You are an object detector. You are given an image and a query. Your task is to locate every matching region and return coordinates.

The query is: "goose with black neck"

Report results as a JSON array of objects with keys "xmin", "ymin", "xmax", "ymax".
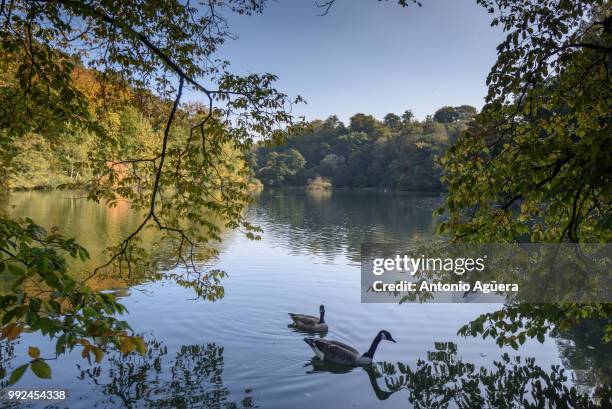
[{"xmin": 304, "ymin": 330, "xmax": 396, "ymax": 366}]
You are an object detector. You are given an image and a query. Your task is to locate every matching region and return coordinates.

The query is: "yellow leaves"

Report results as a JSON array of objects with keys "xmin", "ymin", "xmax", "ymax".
[
  {"xmin": 105, "ymin": 111, "xmax": 122, "ymax": 133},
  {"xmin": 81, "ymin": 344, "xmax": 105, "ymax": 363},
  {"xmin": 133, "ymin": 337, "xmax": 147, "ymax": 354},
  {"xmin": 28, "ymin": 346, "xmax": 40, "ymax": 359},
  {"xmin": 71, "ymin": 66, "xmax": 132, "ymax": 110},
  {"xmin": 558, "ymin": 320, "xmax": 572, "ymax": 332},
  {"xmin": 119, "ymin": 337, "xmax": 133, "ymax": 355},
  {"xmin": 518, "ymin": 203, "xmax": 529, "ymax": 219},
  {"xmin": 77, "ymin": 333, "xmax": 144, "ymax": 364},
  {"xmin": 79, "ymin": 339, "xmax": 105, "ymax": 363},
  {"xmin": 92, "ymin": 347, "xmax": 105, "ymax": 363},
  {"xmin": 118, "ymin": 335, "xmax": 147, "ymax": 355},
  {"xmin": 1, "ymin": 323, "xmax": 23, "ymax": 341}
]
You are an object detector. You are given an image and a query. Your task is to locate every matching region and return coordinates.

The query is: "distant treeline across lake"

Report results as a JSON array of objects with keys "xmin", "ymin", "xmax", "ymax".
[{"xmin": 249, "ymin": 105, "xmax": 476, "ymax": 191}]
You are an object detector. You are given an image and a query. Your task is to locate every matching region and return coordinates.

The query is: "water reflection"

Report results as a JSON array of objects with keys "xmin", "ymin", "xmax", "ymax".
[
  {"xmin": 374, "ymin": 342, "xmax": 612, "ymax": 408},
  {"xmin": 0, "ymin": 338, "xmax": 16, "ymax": 388},
  {"xmin": 251, "ymin": 190, "xmax": 441, "ymax": 262},
  {"xmin": 301, "ymin": 340, "xmax": 612, "ymax": 407},
  {"xmin": 3, "ymin": 189, "xmax": 438, "ymax": 288},
  {"xmin": 2, "ymin": 190, "xmax": 609, "ymax": 408},
  {"xmin": 287, "ymin": 325, "xmax": 328, "ymax": 338},
  {"xmin": 556, "ymin": 319, "xmax": 612, "ymax": 395},
  {"xmin": 76, "ymin": 336, "xmax": 255, "ymax": 409},
  {"xmin": 307, "ymin": 359, "xmax": 395, "ymax": 401},
  {"xmin": 3, "ymin": 191, "xmax": 228, "ymax": 301},
  {"xmin": 4, "ymin": 192, "xmax": 152, "ymax": 274}
]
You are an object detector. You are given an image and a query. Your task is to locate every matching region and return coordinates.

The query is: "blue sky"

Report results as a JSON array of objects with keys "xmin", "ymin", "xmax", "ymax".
[{"xmin": 190, "ymin": 0, "xmax": 505, "ymax": 123}]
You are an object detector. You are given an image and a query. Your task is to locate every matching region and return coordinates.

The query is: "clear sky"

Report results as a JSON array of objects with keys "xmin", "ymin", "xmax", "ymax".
[{"xmin": 192, "ymin": 0, "xmax": 505, "ymax": 123}]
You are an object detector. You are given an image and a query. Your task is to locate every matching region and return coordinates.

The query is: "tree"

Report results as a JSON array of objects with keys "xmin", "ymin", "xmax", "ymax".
[
  {"xmin": 257, "ymin": 149, "xmax": 306, "ymax": 186},
  {"xmin": 0, "ymin": 0, "xmax": 301, "ymax": 382},
  {"xmin": 438, "ymin": 0, "xmax": 611, "ymax": 345},
  {"xmin": 433, "ymin": 106, "xmax": 457, "ymax": 123},
  {"xmin": 320, "ymin": 153, "xmax": 346, "ymax": 173},
  {"xmin": 454, "ymin": 104, "xmax": 477, "ymax": 120},
  {"xmin": 349, "ymin": 113, "xmax": 386, "ymax": 137},
  {"xmin": 383, "ymin": 113, "xmax": 401, "ymax": 128},
  {"xmin": 401, "ymin": 110, "xmax": 415, "ymax": 125},
  {"xmin": 249, "ymin": 110, "xmax": 460, "ymax": 190},
  {"xmin": 433, "ymin": 105, "xmax": 477, "ymax": 123}
]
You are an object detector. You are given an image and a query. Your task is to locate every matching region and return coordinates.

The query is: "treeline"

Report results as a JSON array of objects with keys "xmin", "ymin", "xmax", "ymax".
[
  {"xmin": 5, "ymin": 54, "xmax": 475, "ymax": 195},
  {"xmin": 2, "ymin": 61, "xmax": 245, "ymax": 192},
  {"xmin": 248, "ymin": 106, "xmax": 476, "ymax": 191}
]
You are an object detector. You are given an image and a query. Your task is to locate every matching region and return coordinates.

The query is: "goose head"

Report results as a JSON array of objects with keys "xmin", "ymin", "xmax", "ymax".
[
  {"xmin": 379, "ymin": 330, "xmax": 396, "ymax": 343},
  {"xmin": 361, "ymin": 330, "xmax": 397, "ymax": 361},
  {"xmin": 319, "ymin": 305, "xmax": 325, "ymax": 323}
]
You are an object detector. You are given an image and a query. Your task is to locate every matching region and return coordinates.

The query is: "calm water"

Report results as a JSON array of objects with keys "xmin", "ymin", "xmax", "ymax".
[{"xmin": 1, "ymin": 190, "xmax": 608, "ymax": 408}]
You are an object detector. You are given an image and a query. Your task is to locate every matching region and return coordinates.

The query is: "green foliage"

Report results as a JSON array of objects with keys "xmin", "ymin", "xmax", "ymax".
[
  {"xmin": 458, "ymin": 304, "xmax": 612, "ymax": 348},
  {"xmin": 5, "ymin": 104, "xmax": 157, "ymax": 190},
  {"xmin": 30, "ymin": 359, "xmax": 51, "ymax": 379},
  {"xmin": 433, "ymin": 105, "xmax": 477, "ymax": 123},
  {"xmin": 257, "ymin": 149, "xmax": 306, "ymax": 186},
  {"xmin": 438, "ymin": 0, "xmax": 611, "ymax": 345},
  {"xmin": 0, "ymin": 0, "xmax": 302, "ymax": 382},
  {"xmin": 0, "ymin": 215, "xmax": 142, "ymax": 382},
  {"xmin": 252, "ymin": 111, "xmax": 472, "ymax": 190}
]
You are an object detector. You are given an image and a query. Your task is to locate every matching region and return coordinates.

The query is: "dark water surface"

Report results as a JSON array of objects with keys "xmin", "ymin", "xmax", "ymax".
[{"xmin": 1, "ymin": 190, "xmax": 607, "ymax": 408}]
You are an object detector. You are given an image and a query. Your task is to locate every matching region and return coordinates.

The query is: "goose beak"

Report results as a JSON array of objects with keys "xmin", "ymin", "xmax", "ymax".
[{"xmin": 389, "ymin": 336, "xmax": 397, "ymax": 343}]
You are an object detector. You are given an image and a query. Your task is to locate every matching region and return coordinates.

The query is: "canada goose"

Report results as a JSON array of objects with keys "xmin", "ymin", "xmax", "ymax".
[
  {"xmin": 288, "ymin": 305, "xmax": 328, "ymax": 331},
  {"xmin": 304, "ymin": 330, "xmax": 396, "ymax": 366}
]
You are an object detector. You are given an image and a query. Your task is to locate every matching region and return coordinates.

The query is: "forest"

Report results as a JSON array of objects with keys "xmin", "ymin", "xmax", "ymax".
[
  {"xmin": 1, "ymin": 61, "xmax": 248, "ymax": 193},
  {"xmin": 249, "ymin": 106, "xmax": 476, "ymax": 191},
  {"xmin": 5, "ymin": 91, "xmax": 474, "ymax": 193}
]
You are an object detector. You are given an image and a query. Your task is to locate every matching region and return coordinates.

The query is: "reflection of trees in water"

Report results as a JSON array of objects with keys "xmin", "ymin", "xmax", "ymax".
[
  {"xmin": 5, "ymin": 192, "xmax": 151, "ymax": 272},
  {"xmin": 0, "ymin": 339, "xmax": 16, "ymax": 388},
  {"xmin": 0, "ymin": 341, "xmax": 34, "ymax": 409},
  {"xmin": 77, "ymin": 337, "xmax": 255, "ymax": 408},
  {"xmin": 556, "ymin": 319, "xmax": 612, "ymax": 395},
  {"xmin": 251, "ymin": 190, "xmax": 440, "ymax": 261},
  {"xmin": 3, "ymin": 191, "xmax": 231, "ymax": 306},
  {"xmin": 303, "ymin": 340, "xmax": 612, "ymax": 407},
  {"xmin": 360, "ymin": 342, "xmax": 610, "ymax": 408},
  {"xmin": 4, "ymin": 191, "xmax": 228, "ymax": 282}
]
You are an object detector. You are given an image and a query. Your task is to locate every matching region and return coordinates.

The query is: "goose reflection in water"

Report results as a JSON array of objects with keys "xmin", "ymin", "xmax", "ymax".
[
  {"xmin": 287, "ymin": 323, "xmax": 329, "ymax": 338},
  {"xmin": 305, "ymin": 358, "xmax": 396, "ymax": 401}
]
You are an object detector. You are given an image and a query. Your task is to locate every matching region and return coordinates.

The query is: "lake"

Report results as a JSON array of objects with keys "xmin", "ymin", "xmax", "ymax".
[{"xmin": 1, "ymin": 190, "xmax": 608, "ymax": 408}]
